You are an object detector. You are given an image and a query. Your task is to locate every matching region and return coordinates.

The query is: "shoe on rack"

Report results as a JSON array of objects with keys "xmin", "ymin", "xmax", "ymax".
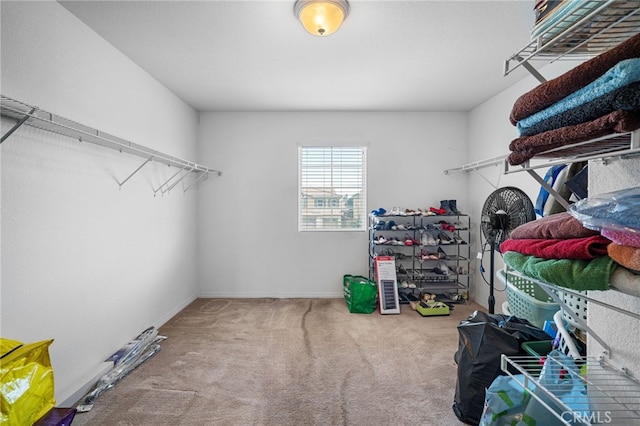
[
  {"xmin": 434, "ymin": 261, "xmax": 450, "ymax": 275},
  {"xmin": 452, "ymin": 232, "xmax": 465, "ymax": 244},
  {"xmin": 420, "ymin": 231, "xmax": 430, "ymax": 246},
  {"xmin": 440, "ymin": 200, "xmax": 454, "ymax": 215},
  {"xmin": 429, "ymin": 207, "xmax": 447, "ymax": 215},
  {"xmin": 424, "ymin": 232, "xmax": 437, "ymax": 246},
  {"xmin": 381, "ymin": 248, "xmax": 394, "ymax": 256},
  {"xmin": 437, "ymin": 247, "xmax": 448, "ymax": 259},
  {"xmin": 439, "ymin": 231, "xmax": 453, "ymax": 244},
  {"xmin": 438, "ymin": 221, "xmax": 455, "ymax": 232},
  {"xmin": 448, "ymin": 200, "xmax": 462, "ymax": 215}
]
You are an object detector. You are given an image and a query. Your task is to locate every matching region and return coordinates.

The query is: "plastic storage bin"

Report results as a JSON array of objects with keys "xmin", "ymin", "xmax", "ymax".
[
  {"xmin": 521, "ymin": 340, "xmax": 553, "ymax": 375},
  {"xmin": 497, "ymin": 269, "xmax": 560, "ymax": 329}
]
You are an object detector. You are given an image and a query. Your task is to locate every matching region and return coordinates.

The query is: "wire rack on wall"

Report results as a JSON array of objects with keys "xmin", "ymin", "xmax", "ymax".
[
  {"xmin": 501, "ymin": 355, "xmax": 640, "ymax": 426},
  {"xmin": 504, "ymin": 0, "xmax": 640, "ymax": 80},
  {"xmin": 0, "ymin": 94, "xmax": 221, "ymax": 194}
]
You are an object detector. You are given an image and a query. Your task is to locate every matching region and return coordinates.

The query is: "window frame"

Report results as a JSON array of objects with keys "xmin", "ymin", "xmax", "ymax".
[{"xmin": 298, "ymin": 145, "xmax": 367, "ymax": 232}]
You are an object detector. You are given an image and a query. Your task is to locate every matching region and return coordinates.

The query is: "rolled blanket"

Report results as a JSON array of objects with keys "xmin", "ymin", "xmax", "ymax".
[
  {"xmin": 510, "ymin": 32, "xmax": 640, "ymax": 125},
  {"xmin": 517, "ymin": 59, "xmax": 640, "ymax": 135},
  {"xmin": 500, "ymin": 235, "xmax": 611, "ymax": 260},
  {"xmin": 510, "ymin": 212, "xmax": 599, "ymax": 240},
  {"xmin": 608, "ymin": 243, "xmax": 640, "ymax": 272},
  {"xmin": 508, "ymin": 110, "xmax": 640, "ymax": 166},
  {"xmin": 503, "ymin": 251, "xmax": 614, "ymax": 291},
  {"xmin": 519, "ymin": 80, "xmax": 640, "ymax": 136}
]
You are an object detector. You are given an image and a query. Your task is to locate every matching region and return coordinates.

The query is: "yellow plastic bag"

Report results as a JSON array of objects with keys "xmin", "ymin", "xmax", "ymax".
[{"xmin": 1, "ymin": 338, "xmax": 55, "ymax": 426}]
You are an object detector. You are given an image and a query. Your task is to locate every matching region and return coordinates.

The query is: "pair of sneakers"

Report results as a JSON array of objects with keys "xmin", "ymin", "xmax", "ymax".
[
  {"xmin": 420, "ymin": 231, "xmax": 437, "ymax": 246},
  {"xmin": 434, "ymin": 261, "xmax": 450, "ymax": 275}
]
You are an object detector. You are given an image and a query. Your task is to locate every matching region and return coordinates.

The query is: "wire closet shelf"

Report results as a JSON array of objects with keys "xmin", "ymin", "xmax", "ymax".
[
  {"xmin": 504, "ymin": 0, "xmax": 640, "ymax": 77},
  {"xmin": 501, "ymin": 355, "xmax": 640, "ymax": 426},
  {"xmin": 1, "ymin": 95, "xmax": 221, "ymax": 193}
]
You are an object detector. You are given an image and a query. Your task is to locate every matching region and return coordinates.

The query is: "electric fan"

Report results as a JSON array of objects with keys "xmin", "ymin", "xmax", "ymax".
[{"xmin": 480, "ymin": 187, "xmax": 535, "ymax": 314}]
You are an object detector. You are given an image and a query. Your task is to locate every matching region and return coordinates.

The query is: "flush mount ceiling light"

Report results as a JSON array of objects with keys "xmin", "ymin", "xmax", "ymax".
[{"xmin": 294, "ymin": 0, "xmax": 350, "ymax": 37}]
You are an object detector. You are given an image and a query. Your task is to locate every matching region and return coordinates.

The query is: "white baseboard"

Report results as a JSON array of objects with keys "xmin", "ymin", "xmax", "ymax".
[
  {"xmin": 57, "ymin": 295, "xmax": 197, "ymax": 407},
  {"xmin": 154, "ymin": 294, "xmax": 198, "ymax": 328},
  {"xmin": 196, "ymin": 291, "xmax": 344, "ymax": 298},
  {"xmin": 57, "ymin": 362, "xmax": 113, "ymax": 407}
]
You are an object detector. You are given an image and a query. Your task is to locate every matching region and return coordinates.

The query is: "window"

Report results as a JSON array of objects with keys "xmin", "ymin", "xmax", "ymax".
[{"xmin": 298, "ymin": 146, "xmax": 367, "ymax": 231}]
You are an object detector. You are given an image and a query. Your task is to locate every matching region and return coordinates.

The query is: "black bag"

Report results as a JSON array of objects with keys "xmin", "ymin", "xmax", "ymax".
[{"xmin": 452, "ymin": 310, "xmax": 550, "ymax": 425}]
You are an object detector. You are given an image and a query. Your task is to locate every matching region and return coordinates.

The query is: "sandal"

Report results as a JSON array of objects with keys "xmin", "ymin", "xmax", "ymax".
[{"xmin": 404, "ymin": 233, "xmax": 413, "ymax": 246}]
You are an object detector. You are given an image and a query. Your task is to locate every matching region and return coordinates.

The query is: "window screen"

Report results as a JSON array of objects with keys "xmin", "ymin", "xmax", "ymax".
[{"xmin": 298, "ymin": 146, "xmax": 367, "ymax": 231}]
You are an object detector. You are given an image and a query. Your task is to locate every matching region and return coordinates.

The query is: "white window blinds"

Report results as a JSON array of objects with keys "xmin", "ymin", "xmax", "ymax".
[{"xmin": 298, "ymin": 146, "xmax": 367, "ymax": 231}]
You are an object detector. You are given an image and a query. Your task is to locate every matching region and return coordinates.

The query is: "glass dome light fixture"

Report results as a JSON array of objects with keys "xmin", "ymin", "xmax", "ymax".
[{"xmin": 294, "ymin": 0, "xmax": 350, "ymax": 37}]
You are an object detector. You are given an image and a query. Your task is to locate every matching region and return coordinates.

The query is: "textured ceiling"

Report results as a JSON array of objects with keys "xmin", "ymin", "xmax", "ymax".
[{"xmin": 59, "ymin": 0, "xmax": 536, "ymax": 112}]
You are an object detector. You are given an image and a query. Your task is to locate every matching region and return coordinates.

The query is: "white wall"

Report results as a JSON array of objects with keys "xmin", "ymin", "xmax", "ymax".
[
  {"xmin": 1, "ymin": 1, "xmax": 201, "ymax": 404},
  {"xmin": 197, "ymin": 111, "xmax": 468, "ymax": 297}
]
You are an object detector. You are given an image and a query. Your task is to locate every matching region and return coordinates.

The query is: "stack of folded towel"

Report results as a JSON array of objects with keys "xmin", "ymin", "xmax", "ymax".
[
  {"xmin": 508, "ymin": 32, "xmax": 640, "ymax": 166},
  {"xmin": 502, "ymin": 186, "xmax": 640, "ymax": 291},
  {"xmin": 500, "ymin": 212, "xmax": 615, "ymax": 290}
]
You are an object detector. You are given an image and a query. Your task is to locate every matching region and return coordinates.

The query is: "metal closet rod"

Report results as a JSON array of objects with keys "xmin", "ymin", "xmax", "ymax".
[{"xmin": 0, "ymin": 95, "xmax": 221, "ymax": 179}]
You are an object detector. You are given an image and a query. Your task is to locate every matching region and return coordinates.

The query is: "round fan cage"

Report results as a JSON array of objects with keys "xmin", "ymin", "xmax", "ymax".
[{"xmin": 481, "ymin": 186, "xmax": 536, "ymax": 249}]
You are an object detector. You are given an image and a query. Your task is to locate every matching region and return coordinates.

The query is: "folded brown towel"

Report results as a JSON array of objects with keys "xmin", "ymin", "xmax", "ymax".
[
  {"xmin": 608, "ymin": 243, "xmax": 640, "ymax": 272},
  {"xmin": 509, "ymin": 212, "xmax": 599, "ymax": 240},
  {"xmin": 508, "ymin": 110, "xmax": 640, "ymax": 166},
  {"xmin": 510, "ymin": 32, "xmax": 640, "ymax": 125}
]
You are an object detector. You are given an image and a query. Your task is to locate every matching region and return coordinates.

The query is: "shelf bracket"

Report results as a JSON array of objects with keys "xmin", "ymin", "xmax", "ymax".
[
  {"xmin": 162, "ymin": 167, "xmax": 192, "ymax": 194},
  {"xmin": 1, "ymin": 107, "xmax": 36, "ymax": 144},
  {"xmin": 523, "ymin": 167, "xmax": 571, "ymax": 211},
  {"xmin": 515, "ymin": 55, "xmax": 547, "ymax": 84},
  {"xmin": 153, "ymin": 165, "xmax": 188, "ymax": 196},
  {"xmin": 182, "ymin": 171, "xmax": 208, "ymax": 193},
  {"xmin": 117, "ymin": 156, "xmax": 153, "ymax": 188}
]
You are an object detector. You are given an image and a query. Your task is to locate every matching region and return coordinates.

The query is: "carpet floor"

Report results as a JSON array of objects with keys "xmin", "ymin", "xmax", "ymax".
[{"xmin": 72, "ymin": 298, "xmax": 482, "ymax": 425}]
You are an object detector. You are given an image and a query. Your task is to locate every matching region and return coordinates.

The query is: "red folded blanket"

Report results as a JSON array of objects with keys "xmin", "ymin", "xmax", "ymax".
[
  {"xmin": 608, "ymin": 243, "xmax": 640, "ymax": 272},
  {"xmin": 510, "ymin": 32, "xmax": 640, "ymax": 125},
  {"xmin": 509, "ymin": 212, "xmax": 599, "ymax": 240},
  {"xmin": 500, "ymin": 235, "xmax": 611, "ymax": 260},
  {"xmin": 508, "ymin": 110, "xmax": 640, "ymax": 166}
]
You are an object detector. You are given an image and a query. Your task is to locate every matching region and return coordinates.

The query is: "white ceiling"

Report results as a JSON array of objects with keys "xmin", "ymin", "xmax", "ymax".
[{"xmin": 59, "ymin": 0, "xmax": 536, "ymax": 112}]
